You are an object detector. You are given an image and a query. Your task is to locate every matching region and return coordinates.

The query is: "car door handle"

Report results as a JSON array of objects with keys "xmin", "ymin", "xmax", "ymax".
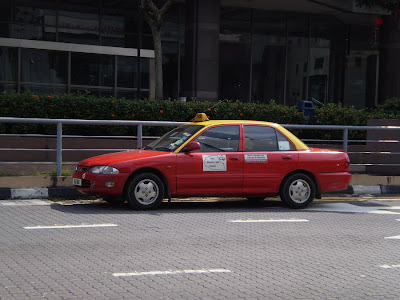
[
  {"xmin": 229, "ymin": 156, "xmax": 240, "ymax": 161},
  {"xmin": 281, "ymin": 155, "xmax": 293, "ymax": 160}
]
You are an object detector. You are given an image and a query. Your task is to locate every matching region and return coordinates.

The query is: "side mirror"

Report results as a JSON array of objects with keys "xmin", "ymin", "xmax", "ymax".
[{"xmin": 185, "ymin": 141, "xmax": 201, "ymax": 152}]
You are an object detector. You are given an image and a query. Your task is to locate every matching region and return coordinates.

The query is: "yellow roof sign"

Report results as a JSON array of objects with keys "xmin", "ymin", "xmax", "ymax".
[{"xmin": 193, "ymin": 113, "xmax": 209, "ymax": 122}]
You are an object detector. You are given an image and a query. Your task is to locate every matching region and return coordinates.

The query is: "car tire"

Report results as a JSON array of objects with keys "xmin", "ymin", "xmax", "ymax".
[
  {"xmin": 126, "ymin": 172, "xmax": 164, "ymax": 210},
  {"xmin": 280, "ymin": 173, "xmax": 315, "ymax": 209},
  {"xmin": 102, "ymin": 196, "xmax": 125, "ymax": 205}
]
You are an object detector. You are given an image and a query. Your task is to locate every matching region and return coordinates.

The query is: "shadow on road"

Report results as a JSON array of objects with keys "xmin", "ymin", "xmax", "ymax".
[{"xmin": 50, "ymin": 198, "xmax": 288, "ymax": 215}]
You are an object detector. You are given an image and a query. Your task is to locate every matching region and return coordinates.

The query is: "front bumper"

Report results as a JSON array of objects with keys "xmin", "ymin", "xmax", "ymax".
[{"xmin": 72, "ymin": 171, "xmax": 129, "ymax": 196}]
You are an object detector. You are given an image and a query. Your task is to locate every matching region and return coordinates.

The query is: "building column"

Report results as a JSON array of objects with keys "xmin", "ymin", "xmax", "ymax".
[{"xmin": 183, "ymin": 0, "xmax": 220, "ymax": 101}]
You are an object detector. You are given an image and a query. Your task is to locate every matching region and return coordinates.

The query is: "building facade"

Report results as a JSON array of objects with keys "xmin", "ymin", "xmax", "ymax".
[{"xmin": 0, "ymin": 0, "xmax": 392, "ymax": 108}]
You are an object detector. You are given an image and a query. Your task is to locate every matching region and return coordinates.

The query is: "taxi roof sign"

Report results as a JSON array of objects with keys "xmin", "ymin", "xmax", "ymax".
[{"xmin": 193, "ymin": 113, "xmax": 209, "ymax": 122}]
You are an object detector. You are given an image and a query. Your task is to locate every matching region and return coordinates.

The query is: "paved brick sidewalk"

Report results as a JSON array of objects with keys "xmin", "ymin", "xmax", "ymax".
[{"xmin": 1, "ymin": 199, "xmax": 400, "ymax": 299}]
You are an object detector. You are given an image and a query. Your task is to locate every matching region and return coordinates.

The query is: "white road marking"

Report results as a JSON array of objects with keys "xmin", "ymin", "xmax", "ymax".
[
  {"xmin": 385, "ymin": 235, "xmax": 400, "ymax": 240},
  {"xmin": 113, "ymin": 269, "xmax": 232, "ymax": 277},
  {"xmin": 229, "ymin": 219, "xmax": 309, "ymax": 223},
  {"xmin": 305, "ymin": 203, "xmax": 400, "ymax": 214},
  {"xmin": 379, "ymin": 264, "xmax": 400, "ymax": 269},
  {"xmin": 0, "ymin": 200, "xmax": 52, "ymax": 206},
  {"xmin": 24, "ymin": 224, "xmax": 118, "ymax": 230}
]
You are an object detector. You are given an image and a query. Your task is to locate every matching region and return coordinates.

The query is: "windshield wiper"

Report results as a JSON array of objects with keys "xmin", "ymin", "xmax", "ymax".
[{"xmin": 143, "ymin": 145, "xmax": 153, "ymax": 150}]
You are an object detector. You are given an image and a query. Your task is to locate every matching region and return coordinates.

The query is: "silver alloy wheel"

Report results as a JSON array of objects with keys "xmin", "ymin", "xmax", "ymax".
[
  {"xmin": 134, "ymin": 179, "xmax": 159, "ymax": 205},
  {"xmin": 288, "ymin": 179, "xmax": 311, "ymax": 203}
]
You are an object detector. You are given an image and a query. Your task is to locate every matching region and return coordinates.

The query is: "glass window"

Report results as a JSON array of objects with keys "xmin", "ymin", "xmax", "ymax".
[
  {"xmin": 146, "ymin": 125, "xmax": 204, "ymax": 152},
  {"xmin": 194, "ymin": 125, "xmax": 240, "ymax": 152},
  {"xmin": 100, "ymin": 55, "xmax": 114, "ymax": 87},
  {"xmin": 140, "ymin": 58, "xmax": 150, "ymax": 89},
  {"xmin": 58, "ymin": 0, "xmax": 100, "ymax": 45},
  {"xmin": 251, "ymin": 12, "xmax": 286, "ymax": 103},
  {"xmin": 21, "ymin": 49, "xmax": 67, "ymax": 84},
  {"xmin": 219, "ymin": 8, "xmax": 251, "ymax": 101},
  {"xmin": 118, "ymin": 56, "xmax": 137, "ymax": 88},
  {"xmin": 343, "ymin": 24, "xmax": 378, "ymax": 108},
  {"xmin": 244, "ymin": 125, "xmax": 278, "ymax": 151},
  {"xmin": 117, "ymin": 89, "xmax": 137, "ymax": 99},
  {"xmin": 71, "ymin": 53, "xmax": 99, "ymax": 86},
  {"xmin": 286, "ymin": 15, "xmax": 309, "ymax": 106},
  {"xmin": 0, "ymin": 47, "xmax": 17, "ymax": 81},
  {"xmin": 14, "ymin": 1, "xmax": 57, "ymax": 25},
  {"xmin": 0, "ymin": 0, "xmax": 11, "ymax": 38},
  {"xmin": 253, "ymin": 11, "xmax": 286, "ymax": 46},
  {"xmin": 70, "ymin": 88, "xmax": 100, "ymax": 97},
  {"xmin": 252, "ymin": 45, "xmax": 286, "ymax": 103},
  {"xmin": 277, "ymin": 131, "xmax": 295, "ymax": 151},
  {"xmin": 219, "ymin": 42, "xmax": 251, "ymax": 101},
  {"xmin": 0, "ymin": 84, "xmax": 17, "ymax": 93},
  {"xmin": 220, "ymin": 8, "xmax": 251, "ymax": 43},
  {"xmin": 21, "ymin": 85, "xmax": 67, "ymax": 95}
]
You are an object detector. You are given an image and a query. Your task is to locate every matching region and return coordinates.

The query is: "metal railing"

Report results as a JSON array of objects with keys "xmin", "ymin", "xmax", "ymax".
[{"xmin": 1, "ymin": 117, "xmax": 400, "ymax": 176}]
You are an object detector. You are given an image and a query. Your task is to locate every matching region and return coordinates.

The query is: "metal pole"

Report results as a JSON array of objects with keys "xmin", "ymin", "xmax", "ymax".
[
  {"xmin": 343, "ymin": 128, "xmax": 348, "ymax": 152},
  {"xmin": 56, "ymin": 122, "xmax": 63, "ymax": 176},
  {"xmin": 137, "ymin": 124, "xmax": 143, "ymax": 149}
]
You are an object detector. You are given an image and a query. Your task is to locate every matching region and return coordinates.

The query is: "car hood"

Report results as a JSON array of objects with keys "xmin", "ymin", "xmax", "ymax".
[{"xmin": 78, "ymin": 149, "xmax": 171, "ymax": 166}]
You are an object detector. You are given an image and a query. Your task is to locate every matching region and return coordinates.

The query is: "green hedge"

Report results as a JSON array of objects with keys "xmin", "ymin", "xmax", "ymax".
[{"xmin": 1, "ymin": 91, "xmax": 400, "ymax": 140}]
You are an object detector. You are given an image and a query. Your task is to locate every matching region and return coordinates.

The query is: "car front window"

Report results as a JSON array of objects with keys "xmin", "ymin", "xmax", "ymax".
[{"xmin": 145, "ymin": 125, "xmax": 204, "ymax": 152}]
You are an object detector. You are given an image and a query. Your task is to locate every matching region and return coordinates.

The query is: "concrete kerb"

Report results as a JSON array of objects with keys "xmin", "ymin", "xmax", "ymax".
[{"xmin": 1, "ymin": 175, "xmax": 400, "ymax": 200}]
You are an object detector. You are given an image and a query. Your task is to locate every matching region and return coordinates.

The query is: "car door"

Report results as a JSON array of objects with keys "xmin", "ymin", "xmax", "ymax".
[
  {"xmin": 243, "ymin": 125, "xmax": 298, "ymax": 194},
  {"xmin": 176, "ymin": 125, "xmax": 243, "ymax": 196}
]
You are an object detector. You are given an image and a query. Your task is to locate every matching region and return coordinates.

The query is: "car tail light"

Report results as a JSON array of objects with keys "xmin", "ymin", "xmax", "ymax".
[{"xmin": 345, "ymin": 156, "xmax": 350, "ymax": 170}]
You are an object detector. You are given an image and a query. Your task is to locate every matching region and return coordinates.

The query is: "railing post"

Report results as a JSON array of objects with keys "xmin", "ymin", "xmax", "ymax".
[
  {"xmin": 137, "ymin": 124, "xmax": 143, "ymax": 148},
  {"xmin": 343, "ymin": 128, "xmax": 348, "ymax": 152},
  {"xmin": 56, "ymin": 122, "xmax": 63, "ymax": 176}
]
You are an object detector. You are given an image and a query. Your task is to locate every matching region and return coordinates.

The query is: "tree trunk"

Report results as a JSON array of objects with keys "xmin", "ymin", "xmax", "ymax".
[{"xmin": 150, "ymin": 25, "xmax": 163, "ymax": 100}]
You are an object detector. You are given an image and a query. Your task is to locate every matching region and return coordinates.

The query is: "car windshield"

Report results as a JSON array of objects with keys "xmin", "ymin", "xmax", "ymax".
[{"xmin": 144, "ymin": 125, "xmax": 204, "ymax": 152}]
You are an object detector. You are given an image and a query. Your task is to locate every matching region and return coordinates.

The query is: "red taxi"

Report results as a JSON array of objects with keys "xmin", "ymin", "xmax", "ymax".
[{"xmin": 73, "ymin": 113, "xmax": 351, "ymax": 210}]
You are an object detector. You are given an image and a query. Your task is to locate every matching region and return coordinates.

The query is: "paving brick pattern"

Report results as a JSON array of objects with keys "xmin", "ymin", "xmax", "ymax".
[{"xmin": 0, "ymin": 200, "xmax": 400, "ymax": 299}]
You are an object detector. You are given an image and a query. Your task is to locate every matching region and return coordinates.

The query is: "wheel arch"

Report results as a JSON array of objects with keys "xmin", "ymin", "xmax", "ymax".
[
  {"xmin": 123, "ymin": 168, "xmax": 171, "ymax": 200},
  {"xmin": 280, "ymin": 170, "xmax": 321, "ymax": 199}
]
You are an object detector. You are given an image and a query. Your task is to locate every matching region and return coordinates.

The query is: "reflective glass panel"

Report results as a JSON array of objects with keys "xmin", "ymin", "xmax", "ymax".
[
  {"xmin": 252, "ymin": 45, "xmax": 286, "ymax": 103},
  {"xmin": 118, "ymin": 56, "xmax": 137, "ymax": 88},
  {"xmin": 220, "ymin": 42, "xmax": 251, "ymax": 101},
  {"xmin": 21, "ymin": 49, "xmax": 67, "ymax": 84},
  {"xmin": 21, "ymin": 85, "xmax": 67, "ymax": 95},
  {"xmin": 58, "ymin": 0, "xmax": 100, "ymax": 45},
  {"xmin": 286, "ymin": 15, "xmax": 309, "ymax": 106},
  {"xmin": 244, "ymin": 125, "xmax": 278, "ymax": 151},
  {"xmin": 0, "ymin": 47, "xmax": 17, "ymax": 81},
  {"xmin": 220, "ymin": 8, "xmax": 251, "ymax": 43},
  {"xmin": 253, "ymin": 11, "xmax": 286, "ymax": 46},
  {"xmin": 71, "ymin": 53, "xmax": 99, "ymax": 86},
  {"xmin": 194, "ymin": 125, "xmax": 240, "ymax": 152},
  {"xmin": 100, "ymin": 55, "xmax": 114, "ymax": 87}
]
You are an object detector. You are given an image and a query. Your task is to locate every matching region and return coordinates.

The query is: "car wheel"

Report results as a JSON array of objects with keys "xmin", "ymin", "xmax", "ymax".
[
  {"xmin": 102, "ymin": 196, "xmax": 125, "ymax": 205},
  {"xmin": 280, "ymin": 173, "xmax": 315, "ymax": 209},
  {"xmin": 126, "ymin": 173, "xmax": 164, "ymax": 210}
]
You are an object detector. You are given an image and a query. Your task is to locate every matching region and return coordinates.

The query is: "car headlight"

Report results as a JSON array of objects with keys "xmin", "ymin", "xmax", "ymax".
[{"xmin": 88, "ymin": 166, "xmax": 120, "ymax": 175}]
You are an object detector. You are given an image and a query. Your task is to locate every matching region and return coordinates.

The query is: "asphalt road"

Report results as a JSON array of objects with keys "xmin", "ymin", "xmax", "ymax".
[{"xmin": 1, "ymin": 197, "xmax": 400, "ymax": 299}]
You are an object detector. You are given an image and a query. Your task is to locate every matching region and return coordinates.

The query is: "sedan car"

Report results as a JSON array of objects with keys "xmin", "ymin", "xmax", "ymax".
[{"xmin": 73, "ymin": 113, "xmax": 351, "ymax": 210}]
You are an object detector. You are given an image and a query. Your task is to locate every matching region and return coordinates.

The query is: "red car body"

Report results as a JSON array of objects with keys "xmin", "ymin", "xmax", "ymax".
[{"xmin": 73, "ymin": 115, "xmax": 351, "ymax": 209}]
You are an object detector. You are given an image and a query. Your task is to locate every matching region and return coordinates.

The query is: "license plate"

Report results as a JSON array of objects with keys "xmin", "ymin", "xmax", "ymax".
[{"xmin": 73, "ymin": 178, "xmax": 82, "ymax": 186}]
